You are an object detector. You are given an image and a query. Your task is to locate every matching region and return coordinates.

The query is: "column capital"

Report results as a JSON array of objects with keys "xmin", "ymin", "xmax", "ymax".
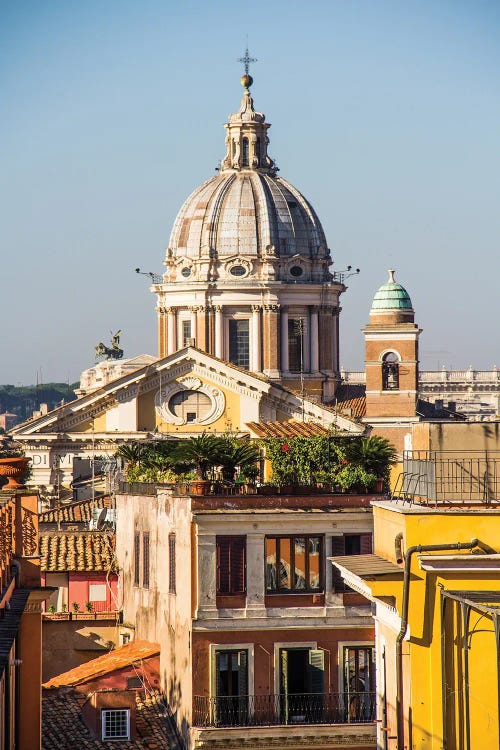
[
  {"xmin": 213, "ymin": 305, "xmax": 222, "ymax": 313},
  {"xmin": 251, "ymin": 304, "xmax": 262, "ymax": 313},
  {"xmin": 310, "ymin": 305, "xmax": 320, "ymax": 314},
  {"xmin": 166, "ymin": 306, "xmax": 176, "ymax": 315},
  {"xmin": 263, "ymin": 304, "xmax": 280, "ymax": 312}
]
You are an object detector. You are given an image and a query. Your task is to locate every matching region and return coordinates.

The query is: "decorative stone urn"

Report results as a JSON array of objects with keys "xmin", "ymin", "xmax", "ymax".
[{"xmin": 0, "ymin": 457, "xmax": 31, "ymax": 489}]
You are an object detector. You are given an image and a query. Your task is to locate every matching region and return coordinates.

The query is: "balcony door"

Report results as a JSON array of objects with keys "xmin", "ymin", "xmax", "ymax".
[
  {"xmin": 215, "ymin": 649, "xmax": 248, "ymax": 726},
  {"xmin": 342, "ymin": 646, "xmax": 375, "ymax": 722},
  {"xmin": 279, "ymin": 648, "xmax": 324, "ymax": 724}
]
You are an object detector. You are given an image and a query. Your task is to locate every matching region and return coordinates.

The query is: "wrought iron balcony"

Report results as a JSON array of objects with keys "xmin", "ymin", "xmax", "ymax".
[{"xmin": 192, "ymin": 692, "xmax": 376, "ymax": 728}]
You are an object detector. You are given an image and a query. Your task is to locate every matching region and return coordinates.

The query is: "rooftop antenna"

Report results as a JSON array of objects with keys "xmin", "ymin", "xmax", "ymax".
[
  {"xmin": 135, "ymin": 268, "xmax": 162, "ymax": 284},
  {"xmin": 332, "ymin": 265, "xmax": 361, "ymax": 284}
]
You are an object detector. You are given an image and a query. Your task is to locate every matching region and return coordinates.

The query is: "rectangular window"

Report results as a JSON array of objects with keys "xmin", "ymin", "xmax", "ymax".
[
  {"xmin": 89, "ymin": 583, "xmax": 107, "ymax": 602},
  {"xmin": 182, "ymin": 319, "xmax": 191, "ymax": 347},
  {"xmin": 342, "ymin": 646, "xmax": 376, "ymax": 721},
  {"xmin": 228, "ymin": 319, "xmax": 250, "ymax": 369},
  {"xmin": 265, "ymin": 536, "xmax": 323, "ymax": 593},
  {"xmin": 288, "ymin": 319, "xmax": 304, "ymax": 372},
  {"xmin": 134, "ymin": 532, "xmax": 140, "ymax": 587},
  {"xmin": 169, "ymin": 534, "xmax": 176, "ymax": 594},
  {"xmin": 216, "ymin": 536, "xmax": 246, "ymax": 594},
  {"xmin": 143, "ymin": 532, "xmax": 150, "ymax": 589},
  {"xmin": 332, "ymin": 534, "xmax": 372, "ymax": 592},
  {"xmin": 101, "ymin": 709, "xmax": 130, "ymax": 740}
]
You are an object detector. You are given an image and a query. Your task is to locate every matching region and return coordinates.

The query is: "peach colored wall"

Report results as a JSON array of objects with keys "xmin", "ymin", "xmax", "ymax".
[
  {"xmin": 192, "ymin": 627, "xmax": 375, "ymax": 699},
  {"xmin": 68, "ymin": 572, "xmax": 118, "ymax": 611}
]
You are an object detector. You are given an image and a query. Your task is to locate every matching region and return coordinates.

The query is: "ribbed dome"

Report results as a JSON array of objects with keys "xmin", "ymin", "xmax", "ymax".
[
  {"xmin": 371, "ymin": 270, "xmax": 413, "ymax": 311},
  {"xmin": 168, "ymin": 170, "xmax": 327, "ymax": 259}
]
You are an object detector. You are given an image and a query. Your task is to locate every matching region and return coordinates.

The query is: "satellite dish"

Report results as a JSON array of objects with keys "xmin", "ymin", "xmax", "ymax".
[{"xmin": 96, "ymin": 508, "xmax": 107, "ymax": 530}]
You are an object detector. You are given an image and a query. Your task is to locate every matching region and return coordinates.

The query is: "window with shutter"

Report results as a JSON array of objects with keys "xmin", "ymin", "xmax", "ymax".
[
  {"xmin": 331, "ymin": 536, "xmax": 346, "ymax": 593},
  {"xmin": 143, "ymin": 532, "xmax": 150, "ymax": 588},
  {"xmin": 169, "ymin": 534, "xmax": 176, "ymax": 594},
  {"xmin": 133, "ymin": 532, "xmax": 140, "ymax": 587},
  {"xmin": 332, "ymin": 534, "xmax": 373, "ymax": 593},
  {"xmin": 216, "ymin": 536, "xmax": 246, "ymax": 594}
]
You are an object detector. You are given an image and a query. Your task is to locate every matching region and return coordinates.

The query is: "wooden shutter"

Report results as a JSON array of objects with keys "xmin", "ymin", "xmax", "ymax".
[
  {"xmin": 142, "ymin": 532, "xmax": 150, "ymax": 588},
  {"xmin": 237, "ymin": 650, "xmax": 248, "ymax": 695},
  {"xmin": 169, "ymin": 534, "xmax": 176, "ymax": 594},
  {"xmin": 216, "ymin": 536, "xmax": 246, "ymax": 594},
  {"xmin": 331, "ymin": 535, "xmax": 346, "ymax": 592},
  {"xmin": 133, "ymin": 532, "xmax": 140, "ymax": 587},
  {"xmin": 308, "ymin": 649, "xmax": 325, "ymax": 694},
  {"xmin": 360, "ymin": 533, "xmax": 373, "ymax": 554}
]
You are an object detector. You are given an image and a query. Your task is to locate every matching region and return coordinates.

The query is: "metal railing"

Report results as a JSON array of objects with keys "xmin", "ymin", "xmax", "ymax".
[
  {"xmin": 397, "ymin": 451, "xmax": 500, "ymax": 505},
  {"xmin": 192, "ymin": 692, "xmax": 376, "ymax": 728}
]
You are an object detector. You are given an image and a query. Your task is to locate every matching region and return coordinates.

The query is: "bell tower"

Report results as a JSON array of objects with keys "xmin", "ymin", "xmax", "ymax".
[{"xmin": 364, "ymin": 270, "xmax": 420, "ymax": 419}]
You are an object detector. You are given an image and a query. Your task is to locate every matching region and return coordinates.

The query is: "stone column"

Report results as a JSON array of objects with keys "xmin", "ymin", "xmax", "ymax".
[
  {"xmin": 166, "ymin": 308, "xmax": 177, "ymax": 355},
  {"xmin": 251, "ymin": 305, "xmax": 262, "ymax": 372},
  {"xmin": 189, "ymin": 307, "xmax": 198, "ymax": 346},
  {"xmin": 303, "ymin": 315, "xmax": 311, "ymax": 374},
  {"xmin": 196, "ymin": 306, "xmax": 208, "ymax": 352},
  {"xmin": 263, "ymin": 304, "xmax": 280, "ymax": 378},
  {"xmin": 319, "ymin": 305, "xmax": 334, "ymax": 371},
  {"xmin": 157, "ymin": 307, "xmax": 166, "ymax": 358},
  {"xmin": 196, "ymin": 532, "xmax": 218, "ymax": 617},
  {"xmin": 245, "ymin": 532, "xmax": 266, "ymax": 614},
  {"xmin": 280, "ymin": 306, "xmax": 289, "ymax": 373},
  {"xmin": 214, "ymin": 306, "xmax": 223, "ymax": 359},
  {"xmin": 310, "ymin": 306, "xmax": 319, "ymax": 373}
]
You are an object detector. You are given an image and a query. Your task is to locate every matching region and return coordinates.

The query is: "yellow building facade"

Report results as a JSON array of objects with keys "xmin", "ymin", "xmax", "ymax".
[{"xmin": 332, "ymin": 500, "xmax": 500, "ymax": 750}]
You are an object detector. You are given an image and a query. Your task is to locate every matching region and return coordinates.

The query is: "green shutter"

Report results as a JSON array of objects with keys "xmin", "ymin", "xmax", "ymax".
[
  {"xmin": 280, "ymin": 649, "xmax": 289, "ymax": 724},
  {"xmin": 308, "ymin": 649, "xmax": 325, "ymax": 695}
]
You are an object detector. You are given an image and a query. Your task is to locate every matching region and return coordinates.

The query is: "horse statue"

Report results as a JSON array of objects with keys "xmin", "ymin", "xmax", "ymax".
[{"xmin": 95, "ymin": 330, "xmax": 124, "ymax": 361}]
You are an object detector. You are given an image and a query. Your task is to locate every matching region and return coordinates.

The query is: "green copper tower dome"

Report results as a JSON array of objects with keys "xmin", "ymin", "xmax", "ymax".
[{"xmin": 371, "ymin": 270, "xmax": 413, "ymax": 311}]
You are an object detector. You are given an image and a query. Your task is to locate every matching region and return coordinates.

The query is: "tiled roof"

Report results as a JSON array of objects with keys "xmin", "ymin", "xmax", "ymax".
[
  {"xmin": 43, "ymin": 641, "xmax": 160, "ymax": 688},
  {"xmin": 335, "ymin": 396, "xmax": 366, "ymax": 419},
  {"xmin": 246, "ymin": 420, "xmax": 330, "ymax": 438},
  {"xmin": 39, "ymin": 495, "xmax": 111, "ymax": 525},
  {"xmin": 42, "ymin": 688, "xmax": 173, "ymax": 749},
  {"xmin": 39, "ymin": 532, "xmax": 116, "ymax": 573}
]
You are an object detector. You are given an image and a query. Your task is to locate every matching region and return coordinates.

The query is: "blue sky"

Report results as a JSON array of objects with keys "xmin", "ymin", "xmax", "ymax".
[{"xmin": 1, "ymin": 0, "xmax": 499, "ymax": 384}]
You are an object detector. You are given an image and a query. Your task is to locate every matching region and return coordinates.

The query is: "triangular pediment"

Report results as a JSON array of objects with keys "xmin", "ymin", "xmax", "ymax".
[{"xmin": 12, "ymin": 347, "xmax": 362, "ymax": 440}]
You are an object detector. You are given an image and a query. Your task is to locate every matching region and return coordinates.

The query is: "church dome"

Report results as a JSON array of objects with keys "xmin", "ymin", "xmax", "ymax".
[
  {"xmin": 168, "ymin": 171, "xmax": 327, "ymax": 260},
  {"xmin": 164, "ymin": 71, "xmax": 332, "ymax": 283},
  {"xmin": 371, "ymin": 270, "xmax": 413, "ymax": 311}
]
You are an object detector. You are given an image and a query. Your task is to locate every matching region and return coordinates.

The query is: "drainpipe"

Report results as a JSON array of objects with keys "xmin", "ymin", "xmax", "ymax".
[{"xmin": 395, "ymin": 538, "xmax": 479, "ymax": 750}]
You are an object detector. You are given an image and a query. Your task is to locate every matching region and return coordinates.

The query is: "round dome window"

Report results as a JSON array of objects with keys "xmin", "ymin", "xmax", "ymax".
[
  {"xmin": 181, "ymin": 266, "xmax": 192, "ymax": 278},
  {"xmin": 230, "ymin": 265, "xmax": 247, "ymax": 277},
  {"xmin": 290, "ymin": 265, "xmax": 304, "ymax": 278}
]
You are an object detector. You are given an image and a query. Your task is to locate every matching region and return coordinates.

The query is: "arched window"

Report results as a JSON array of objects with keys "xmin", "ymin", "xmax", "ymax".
[
  {"xmin": 242, "ymin": 138, "xmax": 249, "ymax": 167},
  {"xmin": 382, "ymin": 352, "xmax": 399, "ymax": 390}
]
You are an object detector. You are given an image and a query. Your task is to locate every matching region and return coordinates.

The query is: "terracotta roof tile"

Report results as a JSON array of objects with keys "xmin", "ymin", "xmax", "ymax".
[
  {"xmin": 42, "ymin": 688, "xmax": 173, "ymax": 749},
  {"xmin": 335, "ymin": 396, "xmax": 366, "ymax": 419},
  {"xmin": 39, "ymin": 496, "xmax": 111, "ymax": 525},
  {"xmin": 246, "ymin": 420, "xmax": 330, "ymax": 438},
  {"xmin": 40, "ymin": 532, "xmax": 116, "ymax": 573},
  {"xmin": 43, "ymin": 641, "xmax": 160, "ymax": 688}
]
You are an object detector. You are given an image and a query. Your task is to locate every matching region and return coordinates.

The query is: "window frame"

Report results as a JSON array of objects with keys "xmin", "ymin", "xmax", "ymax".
[
  {"xmin": 101, "ymin": 708, "xmax": 130, "ymax": 740},
  {"xmin": 169, "ymin": 533, "xmax": 176, "ymax": 594},
  {"xmin": 133, "ymin": 532, "xmax": 140, "ymax": 587},
  {"xmin": 265, "ymin": 535, "xmax": 324, "ymax": 594},
  {"xmin": 142, "ymin": 531, "xmax": 150, "ymax": 589}
]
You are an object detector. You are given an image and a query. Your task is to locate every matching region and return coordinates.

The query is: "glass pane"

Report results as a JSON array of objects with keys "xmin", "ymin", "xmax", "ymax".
[
  {"xmin": 308, "ymin": 537, "xmax": 320, "ymax": 589},
  {"xmin": 279, "ymin": 538, "xmax": 291, "ymax": 590},
  {"xmin": 294, "ymin": 538, "xmax": 306, "ymax": 589},
  {"xmin": 229, "ymin": 320, "xmax": 250, "ymax": 369},
  {"xmin": 265, "ymin": 538, "xmax": 277, "ymax": 591}
]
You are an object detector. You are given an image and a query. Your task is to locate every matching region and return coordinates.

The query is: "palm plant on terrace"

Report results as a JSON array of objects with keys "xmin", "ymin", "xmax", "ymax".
[
  {"xmin": 218, "ymin": 437, "xmax": 260, "ymax": 482},
  {"xmin": 173, "ymin": 433, "xmax": 225, "ymax": 480},
  {"xmin": 344, "ymin": 436, "xmax": 398, "ymax": 480}
]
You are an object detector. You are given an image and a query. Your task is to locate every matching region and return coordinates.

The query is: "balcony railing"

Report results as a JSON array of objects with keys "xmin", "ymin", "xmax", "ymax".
[{"xmin": 192, "ymin": 692, "xmax": 376, "ymax": 728}]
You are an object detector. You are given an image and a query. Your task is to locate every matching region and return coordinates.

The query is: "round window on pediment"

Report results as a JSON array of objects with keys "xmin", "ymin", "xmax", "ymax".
[
  {"xmin": 290, "ymin": 265, "xmax": 304, "ymax": 278},
  {"xmin": 181, "ymin": 266, "xmax": 192, "ymax": 278},
  {"xmin": 168, "ymin": 390, "xmax": 211, "ymax": 423}
]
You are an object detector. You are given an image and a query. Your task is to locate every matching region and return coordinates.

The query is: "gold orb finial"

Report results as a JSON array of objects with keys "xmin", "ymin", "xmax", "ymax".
[{"xmin": 241, "ymin": 73, "xmax": 253, "ymax": 90}]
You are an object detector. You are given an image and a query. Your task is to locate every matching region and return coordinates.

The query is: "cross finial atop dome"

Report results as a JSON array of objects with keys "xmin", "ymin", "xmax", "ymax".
[{"xmin": 238, "ymin": 46, "xmax": 257, "ymax": 90}]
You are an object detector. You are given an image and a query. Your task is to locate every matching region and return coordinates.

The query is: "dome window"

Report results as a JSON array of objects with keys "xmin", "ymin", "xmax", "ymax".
[
  {"xmin": 382, "ymin": 352, "xmax": 400, "ymax": 391},
  {"xmin": 230, "ymin": 265, "xmax": 247, "ymax": 277},
  {"xmin": 181, "ymin": 267, "xmax": 192, "ymax": 278},
  {"xmin": 242, "ymin": 138, "xmax": 249, "ymax": 167},
  {"xmin": 168, "ymin": 390, "xmax": 212, "ymax": 423},
  {"xmin": 290, "ymin": 266, "xmax": 304, "ymax": 278}
]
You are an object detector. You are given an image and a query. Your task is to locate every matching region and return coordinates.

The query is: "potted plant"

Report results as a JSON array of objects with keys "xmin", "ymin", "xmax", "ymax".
[
  {"xmin": 0, "ymin": 438, "xmax": 31, "ymax": 490},
  {"xmin": 85, "ymin": 601, "xmax": 94, "ymax": 613},
  {"xmin": 174, "ymin": 433, "xmax": 225, "ymax": 494}
]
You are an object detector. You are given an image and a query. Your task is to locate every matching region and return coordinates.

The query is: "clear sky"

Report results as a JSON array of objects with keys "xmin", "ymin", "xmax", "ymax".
[{"xmin": 1, "ymin": 0, "xmax": 499, "ymax": 385}]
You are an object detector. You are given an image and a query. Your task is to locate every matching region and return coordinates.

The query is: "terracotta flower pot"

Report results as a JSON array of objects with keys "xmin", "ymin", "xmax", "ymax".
[{"xmin": 0, "ymin": 457, "xmax": 30, "ymax": 489}]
